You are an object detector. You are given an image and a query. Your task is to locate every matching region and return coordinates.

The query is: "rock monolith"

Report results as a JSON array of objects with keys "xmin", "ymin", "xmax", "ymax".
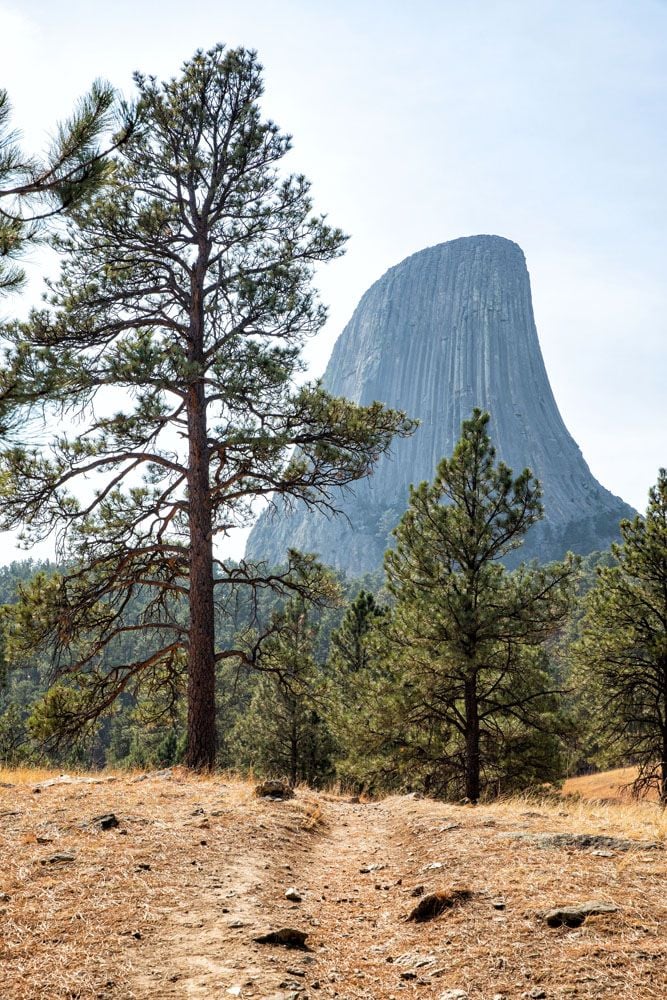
[{"xmin": 246, "ymin": 235, "xmax": 634, "ymax": 574}]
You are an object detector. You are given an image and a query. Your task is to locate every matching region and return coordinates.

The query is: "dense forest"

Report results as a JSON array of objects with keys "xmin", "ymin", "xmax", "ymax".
[{"xmin": 1, "ymin": 450, "xmax": 665, "ymax": 804}]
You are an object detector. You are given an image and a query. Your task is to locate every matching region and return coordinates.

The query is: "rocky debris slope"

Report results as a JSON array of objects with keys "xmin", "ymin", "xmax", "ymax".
[{"xmin": 247, "ymin": 235, "xmax": 635, "ymax": 574}]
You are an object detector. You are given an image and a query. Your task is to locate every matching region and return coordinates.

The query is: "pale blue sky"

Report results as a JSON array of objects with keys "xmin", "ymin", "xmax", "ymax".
[{"xmin": 0, "ymin": 0, "xmax": 665, "ymax": 559}]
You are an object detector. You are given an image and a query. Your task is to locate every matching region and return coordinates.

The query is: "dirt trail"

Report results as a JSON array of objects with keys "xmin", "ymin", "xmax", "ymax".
[
  {"xmin": 131, "ymin": 796, "xmax": 499, "ymax": 999},
  {"xmin": 131, "ymin": 797, "xmax": 420, "ymax": 999},
  {"xmin": 131, "ymin": 794, "xmax": 667, "ymax": 1000},
  {"xmin": 3, "ymin": 775, "xmax": 667, "ymax": 999}
]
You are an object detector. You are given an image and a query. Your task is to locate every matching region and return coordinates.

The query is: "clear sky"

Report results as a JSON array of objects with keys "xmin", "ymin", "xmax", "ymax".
[{"xmin": 0, "ymin": 0, "xmax": 665, "ymax": 561}]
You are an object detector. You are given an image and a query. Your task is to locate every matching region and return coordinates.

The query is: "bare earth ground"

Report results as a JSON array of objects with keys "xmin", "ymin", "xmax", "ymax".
[{"xmin": 1, "ymin": 768, "xmax": 666, "ymax": 999}]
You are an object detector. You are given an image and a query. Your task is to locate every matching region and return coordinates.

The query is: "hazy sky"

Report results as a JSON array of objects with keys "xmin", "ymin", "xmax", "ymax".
[{"xmin": 0, "ymin": 0, "xmax": 665, "ymax": 560}]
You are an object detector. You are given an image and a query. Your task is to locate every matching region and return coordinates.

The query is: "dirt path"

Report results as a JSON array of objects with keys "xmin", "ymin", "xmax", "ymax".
[
  {"xmin": 3, "ymin": 774, "xmax": 667, "ymax": 999},
  {"xmin": 129, "ymin": 793, "xmax": 667, "ymax": 1000},
  {"xmin": 130, "ymin": 796, "xmax": 483, "ymax": 999},
  {"xmin": 130, "ymin": 797, "xmax": 416, "ymax": 999}
]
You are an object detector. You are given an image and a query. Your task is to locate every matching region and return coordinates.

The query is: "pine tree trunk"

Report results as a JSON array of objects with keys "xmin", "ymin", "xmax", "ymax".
[
  {"xmin": 290, "ymin": 710, "xmax": 298, "ymax": 787},
  {"xmin": 464, "ymin": 674, "xmax": 481, "ymax": 802},
  {"xmin": 185, "ymin": 379, "xmax": 216, "ymax": 769},
  {"xmin": 661, "ymin": 662, "xmax": 667, "ymax": 806},
  {"xmin": 185, "ymin": 262, "xmax": 217, "ymax": 770}
]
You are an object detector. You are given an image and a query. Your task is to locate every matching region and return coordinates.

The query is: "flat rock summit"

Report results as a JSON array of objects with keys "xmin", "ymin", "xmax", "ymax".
[{"xmin": 247, "ymin": 235, "xmax": 634, "ymax": 574}]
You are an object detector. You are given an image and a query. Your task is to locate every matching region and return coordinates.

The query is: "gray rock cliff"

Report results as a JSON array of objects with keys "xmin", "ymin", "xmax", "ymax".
[{"xmin": 246, "ymin": 235, "xmax": 635, "ymax": 574}]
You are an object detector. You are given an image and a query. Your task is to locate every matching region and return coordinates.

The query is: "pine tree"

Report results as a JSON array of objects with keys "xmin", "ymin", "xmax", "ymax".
[
  {"xmin": 325, "ymin": 588, "xmax": 390, "ymax": 788},
  {"xmin": 0, "ymin": 81, "xmax": 131, "ymax": 295},
  {"xmin": 0, "ymin": 45, "xmax": 411, "ymax": 768},
  {"xmin": 384, "ymin": 409, "xmax": 576, "ymax": 801},
  {"xmin": 328, "ymin": 589, "xmax": 386, "ymax": 676},
  {"xmin": 232, "ymin": 596, "xmax": 334, "ymax": 785},
  {"xmin": 574, "ymin": 469, "xmax": 667, "ymax": 802}
]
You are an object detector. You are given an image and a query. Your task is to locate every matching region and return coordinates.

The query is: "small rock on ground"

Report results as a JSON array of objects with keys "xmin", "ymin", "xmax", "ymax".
[
  {"xmin": 544, "ymin": 899, "xmax": 618, "ymax": 928},
  {"xmin": 92, "ymin": 813, "xmax": 119, "ymax": 830},
  {"xmin": 407, "ymin": 889, "xmax": 472, "ymax": 922},
  {"xmin": 40, "ymin": 852, "xmax": 75, "ymax": 865},
  {"xmin": 253, "ymin": 927, "xmax": 309, "ymax": 949},
  {"xmin": 255, "ymin": 780, "xmax": 294, "ymax": 800}
]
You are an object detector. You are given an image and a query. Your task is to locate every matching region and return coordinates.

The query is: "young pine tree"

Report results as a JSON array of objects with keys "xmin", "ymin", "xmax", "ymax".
[
  {"xmin": 325, "ymin": 589, "xmax": 392, "ymax": 787},
  {"xmin": 232, "ymin": 597, "xmax": 334, "ymax": 786},
  {"xmin": 384, "ymin": 410, "xmax": 576, "ymax": 801}
]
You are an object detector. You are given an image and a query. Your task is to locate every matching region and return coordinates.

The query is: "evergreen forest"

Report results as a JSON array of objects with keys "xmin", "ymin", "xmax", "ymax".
[{"xmin": 0, "ymin": 45, "xmax": 665, "ymax": 805}]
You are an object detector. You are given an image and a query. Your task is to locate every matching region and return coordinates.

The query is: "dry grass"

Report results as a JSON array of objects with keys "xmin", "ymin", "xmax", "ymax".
[
  {"xmin": 562, "ymin": 766, "xmax": 659, "ymax": 802},
  {"xmin": 1, "ymin": 768, "xmax": 666, "ymax": 999},
  {"xmin": 0, "ymin": 765, "xmax": 79, "ymax": 785}
]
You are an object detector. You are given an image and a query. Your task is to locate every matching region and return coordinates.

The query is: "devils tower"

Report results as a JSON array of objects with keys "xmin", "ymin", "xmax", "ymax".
[{"xmin": 246, "ymin": 235, "xmax": 634, "ymax": 574}]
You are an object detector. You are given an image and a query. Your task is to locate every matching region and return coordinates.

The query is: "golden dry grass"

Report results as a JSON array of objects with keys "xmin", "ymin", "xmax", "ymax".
[
  {"xmin": 1, "ymin": 769, "xmax": 666, "ymax": 998},
  {"xmin": 562, "ymin": 766, "xmax": 658, "ymax": 802}
]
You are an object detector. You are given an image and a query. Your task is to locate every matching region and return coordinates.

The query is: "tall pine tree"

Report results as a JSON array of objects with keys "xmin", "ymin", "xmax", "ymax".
[{"xmin": 0, "ymin": 46, "xmax": 411, "ymax": 768}]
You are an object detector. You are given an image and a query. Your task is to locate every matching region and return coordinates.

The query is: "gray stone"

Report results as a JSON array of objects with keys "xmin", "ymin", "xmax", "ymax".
[
  {"xmin": 395, "ymin": 952, "xmax": 437, "ymax": 968},
  {"xmin": 255, "ymin": 780, "xmax": 295, "ymax": 800},
  {"xmin": 285, "ymin": 887, "xmax": 302, "ymax": 902},
  {"xmin": 543, "ymin": 899, "xmax": 618, "ymax": 928},
  {"xmin": 246, "ymin": 235, "xmax": 634, "ymax": 574},
  {"xmin": 438, "ymin": 991, "xmax": 469, "ymax": 1000},
  {"xmin": 508, "ymin": 832, "xmax": 662, "ymax": 852}
]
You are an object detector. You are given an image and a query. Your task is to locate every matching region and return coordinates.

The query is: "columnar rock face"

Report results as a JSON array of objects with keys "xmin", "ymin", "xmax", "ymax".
[{"xmin": 246, "ymin": 235, "xmax": 634, "ymax": 574}]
